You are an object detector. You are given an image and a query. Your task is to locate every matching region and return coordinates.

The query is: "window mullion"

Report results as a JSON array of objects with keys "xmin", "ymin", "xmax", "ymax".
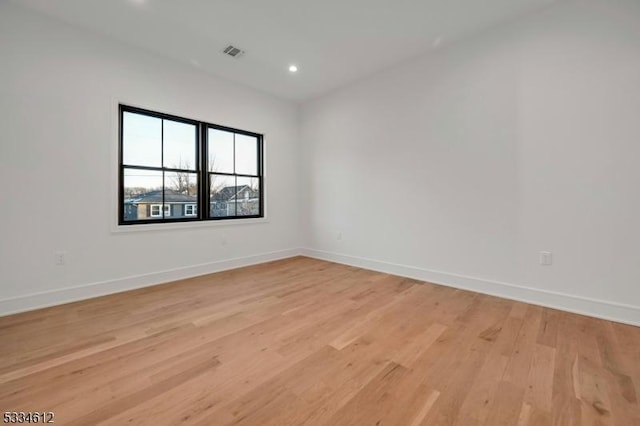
[
  {"xmin": 259, "ymin": 135, "xmax": 263, "ymax": 217},
  {"xmin": 161, "ymin": 119, "xmax": 165, "ymax": 220},
  {"xmin": 201, "ymin": 123, "xmax": 208, "ymax": 220}
]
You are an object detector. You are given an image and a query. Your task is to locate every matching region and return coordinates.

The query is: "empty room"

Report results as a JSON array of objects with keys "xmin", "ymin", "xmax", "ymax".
[{"xmin": 1, "ymin": 0, "xmax": 639, "ymax": 424}]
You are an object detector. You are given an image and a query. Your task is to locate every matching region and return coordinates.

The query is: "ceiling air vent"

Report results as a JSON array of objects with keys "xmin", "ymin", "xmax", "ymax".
[{"xmin": 223, "ymin": 45, "xmax": 245, "ymax": 58}]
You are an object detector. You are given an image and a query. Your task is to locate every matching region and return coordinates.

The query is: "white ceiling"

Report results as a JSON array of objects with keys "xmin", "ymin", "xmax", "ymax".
[{"xmin": 12, "ymin": 0, "xmax": 556, "ymax": 101}]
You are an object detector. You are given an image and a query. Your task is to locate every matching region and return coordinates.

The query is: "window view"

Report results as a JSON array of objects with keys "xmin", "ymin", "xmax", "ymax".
[
  {"xmin": 208, "ymin": 129, "xmax": 261, "ymax": 218},
  {"xmin": 119, "ymin": 105, "xmax": 263, "ymax": 225}
]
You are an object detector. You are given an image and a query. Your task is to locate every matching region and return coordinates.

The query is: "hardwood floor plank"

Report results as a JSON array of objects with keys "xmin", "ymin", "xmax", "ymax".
[
  {"xmin": 409, "ymin": 389, "xmax": 441, "ymax": 426},
  {"xmin": 483, "ymin": 381, "xmax": 526, "ymax": 426},
  {"xmin": 326, "ymin": 362, "xmax": 413, "ymax": 426},
  {"xmin": 523, "ymin": 343, "xmax": 556, "ymax": 413}
]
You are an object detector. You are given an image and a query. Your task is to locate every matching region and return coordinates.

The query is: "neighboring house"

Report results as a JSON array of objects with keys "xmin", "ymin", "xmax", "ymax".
[
  {"xmin": 124, "ymin": 189, "xmax": 197, "ymax": 221},
  {"xmin": 125, "ymin": 186, "xmax": 259, "ymax": 220},
  {"xmin": 210, "ymin": 185, "xmax": 260, "ymax": 217}
]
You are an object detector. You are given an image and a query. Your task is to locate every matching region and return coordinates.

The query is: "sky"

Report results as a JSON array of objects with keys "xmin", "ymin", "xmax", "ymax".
[{"xmin": 122, "ymin": 111, "xmax": 258, "ymax": 191}]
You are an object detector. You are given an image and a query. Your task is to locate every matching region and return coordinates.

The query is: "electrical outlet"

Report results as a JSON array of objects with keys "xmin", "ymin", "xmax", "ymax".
[
  {"xmin": 539, "ymin": 251, "xmax": 552, "ymax": 266},
  {"xmin": 336, "ymin": 232, "xmax": 342, "ymax": 241},
  {"xmin": 221, "ymin": 237, "xmax": 228, "ymax": 247},
  {"xmin": 54, "ymin": 251, "xmax": 66, "ymax": 266}
]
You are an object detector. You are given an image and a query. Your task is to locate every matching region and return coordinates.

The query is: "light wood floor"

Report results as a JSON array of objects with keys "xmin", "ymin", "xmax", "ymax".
[{"xmin": 1, "ymin": 257, "xmax": 639, "ymax": 425}]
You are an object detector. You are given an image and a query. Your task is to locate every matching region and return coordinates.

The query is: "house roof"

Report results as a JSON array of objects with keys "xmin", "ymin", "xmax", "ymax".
[
  {"xmin": 229, "ymin": 187, "xmax": 259, "ymax": 201},
  {"xmin": 212, "ymin": 185, "xmax": 259, "ymax": 202},
  {"xmin": 126, "ymin": 189, "xmax": 196, "ymax": 204},
  {"xmin": 212, "ymin": 185, "xmax": 248, "ymax": 202}
]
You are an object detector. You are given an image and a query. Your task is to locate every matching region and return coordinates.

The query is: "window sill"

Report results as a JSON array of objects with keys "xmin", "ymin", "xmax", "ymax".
[{"xmin": 111, "ymin": 217, "xmax": 269, "ymax": 234}]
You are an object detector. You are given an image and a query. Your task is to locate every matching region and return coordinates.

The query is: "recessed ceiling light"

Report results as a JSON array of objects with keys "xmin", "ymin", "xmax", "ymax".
[{"xmin": 289, "ymin": 65, "xmax": 298, "ymax": 73}]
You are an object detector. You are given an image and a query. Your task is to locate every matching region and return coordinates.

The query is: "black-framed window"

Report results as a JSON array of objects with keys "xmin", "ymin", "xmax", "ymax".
[{"xmin": 119, "ymin": 105, "xmax": 263, "ymax": 225}]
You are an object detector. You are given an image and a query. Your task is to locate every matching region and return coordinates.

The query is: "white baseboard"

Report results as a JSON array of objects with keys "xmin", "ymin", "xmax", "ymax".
[
  {"xmin": 301, "ymin": 248, "xmax": 640, "ymax": 327},
  {"xmin": 4, "ymin": 247, "xmax": 639, "ymax": 327},
  {"xmin": 0, "ymin": 248, "xmax": 301, "ymax": 317}
]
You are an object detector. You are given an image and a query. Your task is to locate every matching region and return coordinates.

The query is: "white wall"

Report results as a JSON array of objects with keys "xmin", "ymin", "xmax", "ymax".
[
  {"xmin": 0, "ymin": 3, "xmax": 301, "ymax": 314},
  {"xmin": 301, "ymin": 0, "xmax": 640, "ymax": 325}
]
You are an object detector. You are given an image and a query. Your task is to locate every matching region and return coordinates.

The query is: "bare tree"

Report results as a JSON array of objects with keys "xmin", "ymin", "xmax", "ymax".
[
  {"xmin": 170, "ymin": 158, "xmax": 196, "ymax": 195},
  {"xmin": 169, "ymin": 155, "xmax": 233, "ymax": 197},
  {"xmin": 208, "ymin": 153, "xmax": 225, "ymax": 194},
  {"xmin": 124, "ymin": 187, "xmax": 154, "ymax": 198}
]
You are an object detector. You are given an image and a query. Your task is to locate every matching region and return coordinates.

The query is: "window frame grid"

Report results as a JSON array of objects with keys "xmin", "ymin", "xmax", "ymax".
[
  {"xmin": 118, "ymin": 104, "xmax": 263, "ymax": 225},
  {"xmin": 204, "ymin": 123, "xmax": 263, "ymax": 220}
]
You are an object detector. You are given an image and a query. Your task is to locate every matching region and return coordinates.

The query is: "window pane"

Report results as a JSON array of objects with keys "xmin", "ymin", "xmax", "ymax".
[
  {"xmin": 235, "ymin": 134, "xmax": 258, "ymax": 175},
  {"xmin": 163, "ymin": 120, "xmax": 197, "ymax": 170},
  {"xmin": 184, "ymin": 204, "xmax": 197, "ymax": 217},
  {"xmin": 122, "ymin": 112, "xmax": 162, "ymax": 167},
  {"xmin": 165, "ymin": 171, "xmax": 198, "ymax": 219},
  {"xmin": 209, "ymin": 174, "xmax": 236, "ymax": 217},
  {"xmin": 236, "ymin": 177, "xmax": 260, "ymax": 216},
  {"xmin": 208, "ymin": 129, "xmax": 234, "ymax": 173},
  {"xmin": 150, "ymin": 205, "xmax": 163, "ymax": 218},
  {"xmin": 123, "ymin": 168, "xmax": 163, "ymax": 221}
]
